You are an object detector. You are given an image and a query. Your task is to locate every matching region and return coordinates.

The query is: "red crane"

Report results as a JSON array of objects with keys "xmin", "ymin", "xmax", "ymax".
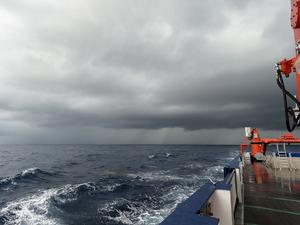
[
  {"xmin": 240, "ymin": 127, "xmax": 300, "ymax": 161},
  {"xmin": 277, "ymin": 0, "xmax": 300, "ymax": 131}
]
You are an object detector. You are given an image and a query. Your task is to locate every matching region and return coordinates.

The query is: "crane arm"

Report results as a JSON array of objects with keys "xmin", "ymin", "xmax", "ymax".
[
  {"xmin": 277, "ymin": 0, "xmax": 300, "ymax": 132},
  {"xmin": 240, "ymin": 128, "xmax": 300, "ymax": 161}
]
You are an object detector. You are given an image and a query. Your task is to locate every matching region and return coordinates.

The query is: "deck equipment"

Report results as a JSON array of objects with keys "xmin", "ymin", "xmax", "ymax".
[
  {"xmin": 241, "ymin": 127, "xmax": 300, "ymax": 161},
  {"xmin": 277, "ymin": 0, "xmax": 300, "ymax": 131}
]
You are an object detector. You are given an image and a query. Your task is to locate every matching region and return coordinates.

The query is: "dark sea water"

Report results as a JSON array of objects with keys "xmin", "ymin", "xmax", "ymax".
[{"xmin": 0, "ymin": 145, "xmax": 239, "ymax": 225}]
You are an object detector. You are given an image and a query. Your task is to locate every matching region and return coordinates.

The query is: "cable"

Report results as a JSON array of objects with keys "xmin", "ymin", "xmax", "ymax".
[{"xmin": 276, "ymin": 64, "xmax": 300, "ymax": 132}]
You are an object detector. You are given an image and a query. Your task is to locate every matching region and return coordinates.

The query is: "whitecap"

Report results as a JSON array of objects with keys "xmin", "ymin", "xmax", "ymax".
[
  {"xmin": 20, "ymin": 167, "xmax": 40, "ymax": 176},
  {"xmin": 99, "ymin": 184, "xmax": 196, "ymax": 225},
  {"xmin": 205, "ymin": 165, "xmax": 224, "ymax": 175},
  {"xmin": 0, "ymin": 167, "xmax": 47, "ymax": 189},
  {"xmin": 183, "ymin": 163, "xmax": 204, "ymax": 169},
  {"xmin": 127, "ymin": 171, "xmax": 184, "ymax": 182},
  {"xmin": 0, "ymin": 182, "xmax": 97, "ymax": 225},
  {"xmin": 99, "ymin": 183, "xmax": 122, "ymax": 192},
  {"xmin": 52, "ymin": 182, "xmax": 96, "ymax": 205},
  {"xmin": 0, "ymin": 189, "xmax": 61, "ymax": 225}
]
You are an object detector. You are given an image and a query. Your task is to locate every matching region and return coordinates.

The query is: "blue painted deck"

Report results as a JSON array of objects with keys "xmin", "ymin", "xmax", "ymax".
[{"xmin": 159, "ymin": 156, "xmax": 241, "ymax": 225}]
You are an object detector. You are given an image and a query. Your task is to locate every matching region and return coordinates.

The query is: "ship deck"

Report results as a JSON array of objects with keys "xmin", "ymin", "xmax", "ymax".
[{"xmin": 244, "ymin": 161, "xmax": 300, "ymax": 225}]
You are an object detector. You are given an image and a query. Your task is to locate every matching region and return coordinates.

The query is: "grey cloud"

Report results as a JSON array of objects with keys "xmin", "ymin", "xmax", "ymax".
[{"xmin": 0, "ymin": 0, "xmax": 296, "ymax": 144}]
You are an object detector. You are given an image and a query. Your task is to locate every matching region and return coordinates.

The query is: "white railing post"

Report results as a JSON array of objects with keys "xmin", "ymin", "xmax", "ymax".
[
  {"xmin": 210, "ymin": 188, "xmax": 234, "ymax": 225},
  {"xmin": 235, "ymin": 167, "xmax": 243, "ymax": 203}
]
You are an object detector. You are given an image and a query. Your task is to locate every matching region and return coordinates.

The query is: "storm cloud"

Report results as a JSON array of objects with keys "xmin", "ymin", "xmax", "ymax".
[{"xmin": 0, "ymin": 0, "xmax": 297, "ymax": 144}]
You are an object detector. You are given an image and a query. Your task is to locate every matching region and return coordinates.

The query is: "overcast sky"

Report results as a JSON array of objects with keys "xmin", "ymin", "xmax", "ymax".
[{"xmin": 0, "ymin": 0, "xmax": 298, "ymax": 144}]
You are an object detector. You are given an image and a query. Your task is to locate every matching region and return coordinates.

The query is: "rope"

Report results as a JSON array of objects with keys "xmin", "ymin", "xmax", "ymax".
[{"xmin": 276, "ymin": 64, "xmax": 300, "ymax": 132}]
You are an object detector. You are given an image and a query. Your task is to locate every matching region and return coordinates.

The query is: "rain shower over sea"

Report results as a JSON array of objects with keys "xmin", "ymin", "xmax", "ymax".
[{"xmin": 0, "ymin": 145, "xmax": 238, "ymax": 225}]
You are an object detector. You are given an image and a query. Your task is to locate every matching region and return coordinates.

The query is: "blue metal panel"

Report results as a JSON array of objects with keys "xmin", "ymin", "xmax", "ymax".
[
  {"xmin": 158, "ymin": 183, "xmax": 219, "ymax": 225},
  {"xmin": 224, "ymin": 156, "xmax": 240, "ymax": 178},
  {"xmin": 215, "ymin": 181, "xmax": 231, "ymax": 190},
  {"xmin": 289, "ymin": 152, "xmax": 300, "ymax": 157},
  {"xmin": 159, "ymin": 156, "xmax": 239, "ymax": 225},
  {"xmin": 176, "ymin": 183, "xmax": 216, "ymax": 213}
]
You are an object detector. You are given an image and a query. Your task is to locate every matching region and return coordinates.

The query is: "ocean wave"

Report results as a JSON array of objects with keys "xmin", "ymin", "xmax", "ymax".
[
  {"xmin": 205, "ymin": 165, "xmax": 224, "ymax": 174},
  {"xmin": 51, "ymin": 182, "xmax": 97, "ymax": 205},
  {"xmin": 183, "ymin": 163, "xmax": 205, "ymax": 169},
  {"xmin": 195, "ymin": 165, "xmax": 225, "ymax": 183},
  {"xmin": 99, "ymin": 199, "xmax": 138, "ymax": 225},
  {"xmin": 0, "ymin": 168, "xmax": 55, "ymax": 189},
  {"xmin": 147, "ymin": 153, "xmax": 174, "ymax": 160},
  {"xmin": 0, "ymin": 180, "xmax": 197, "ymax": 225},
  {"xmin": 0, "ymin": 146, "xmax": 236, "ymax": 225},
  {"xmin": 98, "ymin": 184, "xmax": 195, "ymax": 225},
  {"xmin": 148, "ymin": 154, "xmax": 155, "ymax": 159},
  {"xmin": 99, "ymin": 183, "xmax": 122, "ymax": 192},
  {"xmin": 125, "ymin": 165, "xmax": 225, "ymax": 192},
  {"xmin": 0, "ymin": 182, "xmax": 97, "ymax": 225},
  {"xmin": 126, "ymin": 170, "xmax": 208, "ymax": 185},
  {"xmin": 127, "ymin": 171, "xmax": 187, "ymax": 182},
  {"xmin": 19, "ymin": 167, "xmax": 39, "ymax": 177},
  {"xmin": 0, "ymin": 189, "xmax": 61, "ymax": 225}
]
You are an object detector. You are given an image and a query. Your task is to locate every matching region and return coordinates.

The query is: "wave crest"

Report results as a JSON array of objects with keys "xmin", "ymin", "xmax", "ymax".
[
  {"xmin": 0, "ymin": 188, "xmax": 60, "ymax": 225},
  {"xmin": 52, "ymin": 182, "xmax": 97, "ymax": 205},
  {"xmin": 0, "ymin": 182, "xmax": 98, "ymax": 225},
  {"xmin": 0, "ymin": 168, "xmax": 55, "ymax": 189}
]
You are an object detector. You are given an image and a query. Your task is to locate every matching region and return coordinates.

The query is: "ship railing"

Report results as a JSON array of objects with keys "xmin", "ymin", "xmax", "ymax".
[
  {"xmin": 270, "ymin": 152, "xmax": 300, "ymax": 170},
  {"xmin": 159, "ymin": 156, "xmax": 243, "ymax": 225}
]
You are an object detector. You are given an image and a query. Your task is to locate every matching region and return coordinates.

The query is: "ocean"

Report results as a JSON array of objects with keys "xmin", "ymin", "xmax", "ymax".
[{"xmin": 0, "ymin": 145, "xmax": 239, "ymax": 225}]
